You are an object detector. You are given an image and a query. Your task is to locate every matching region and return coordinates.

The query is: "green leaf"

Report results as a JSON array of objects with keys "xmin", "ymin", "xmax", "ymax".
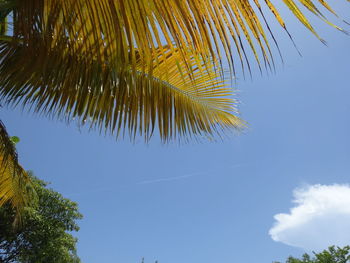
[{"xmin": 10, "ymin": 136, "xmax": 20, "ymax": 145}]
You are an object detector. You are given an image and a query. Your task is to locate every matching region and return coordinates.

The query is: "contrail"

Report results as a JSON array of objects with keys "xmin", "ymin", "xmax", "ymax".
[
  {"xmin": 67, "ymin": 162, "xmax": 247, "ymax": 196},
  {"xmin": 137, "ymin": 172, "xmax": 203, "ymax": 185},
  {"xmin": 136, "ymin": 162, "xmax": 245, "ymax": 185}
]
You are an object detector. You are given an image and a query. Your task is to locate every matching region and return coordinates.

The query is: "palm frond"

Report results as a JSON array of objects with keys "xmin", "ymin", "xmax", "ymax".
[
  {"xmin": 0, "ymin": 42, "xmax": 244, "ymax": 142},
  {"xmin": 0, "ymin": 0, "xmax": 348, "ymax": 141},
  {"xmin": 0, "ymin": 120, "xmax": 31, "ymax": 214},
  {"xmin": 10, "ymin": 0, "xmax": 346, "ymax": 73}
]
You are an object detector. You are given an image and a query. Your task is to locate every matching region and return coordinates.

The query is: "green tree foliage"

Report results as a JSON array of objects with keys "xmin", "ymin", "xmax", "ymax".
[
  {"xmin": 275, "ymin": 246, "xmax": 350, "ymax": 263},
  {"xmin": 0, "ymin": 173, "xmax": 82, "ymax": 263}
]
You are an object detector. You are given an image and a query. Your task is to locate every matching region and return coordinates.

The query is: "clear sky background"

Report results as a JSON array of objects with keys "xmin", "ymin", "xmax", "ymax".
[{"xmin": 1, "ymin": 2, "xmax": 350, "ymax": 263}]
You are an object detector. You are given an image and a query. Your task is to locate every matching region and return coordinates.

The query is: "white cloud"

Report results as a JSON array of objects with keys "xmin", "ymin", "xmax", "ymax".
[{"xmin": 269, "ymin": 184, "xmax": 350, "ymax": 252}]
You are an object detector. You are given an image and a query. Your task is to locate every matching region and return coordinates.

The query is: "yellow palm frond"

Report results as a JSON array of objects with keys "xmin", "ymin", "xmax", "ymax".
[
  {"xmin": 16, "ymin": 0, "xmax": 345, "ymax": 73},
  {"xmin": 0, "ymin": 121, "xmax": 31, "ymax": 213},
  {"xmin": 0, "ymin": 0, "xmax": 348, "ymax": 141},
  {"xmin": 0, "ymin": 42, "xmax": 244, "ymax": 141}
]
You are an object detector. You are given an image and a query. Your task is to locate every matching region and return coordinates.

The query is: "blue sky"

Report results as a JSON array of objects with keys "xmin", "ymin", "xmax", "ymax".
[{"xmin": 1, "ymin": 2, "xmax": 350, "ymax": 263}]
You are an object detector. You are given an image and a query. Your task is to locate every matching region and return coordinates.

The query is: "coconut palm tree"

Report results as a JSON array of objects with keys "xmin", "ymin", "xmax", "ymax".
[{"xmin": 0, "ymin": 0, "xmax": 348, "ymax": 210}]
